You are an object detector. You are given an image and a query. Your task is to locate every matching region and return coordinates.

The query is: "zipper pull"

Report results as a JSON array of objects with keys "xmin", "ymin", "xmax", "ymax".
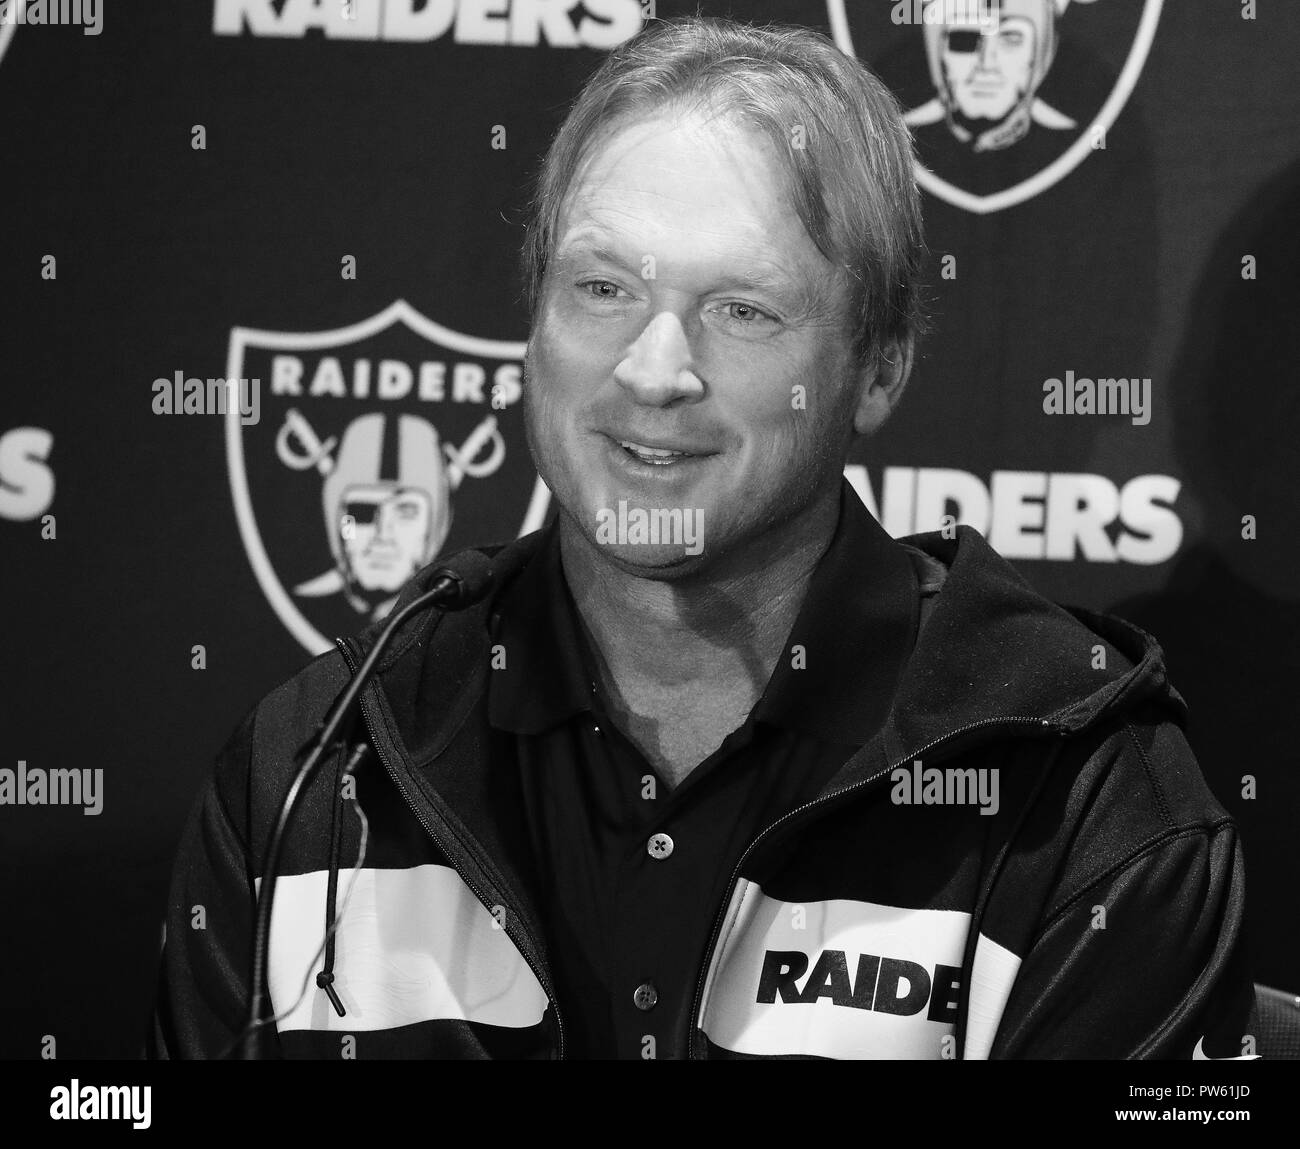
[{"xmin": 316, "ymin": 971, "xmax": 346, "ymax": 1018}]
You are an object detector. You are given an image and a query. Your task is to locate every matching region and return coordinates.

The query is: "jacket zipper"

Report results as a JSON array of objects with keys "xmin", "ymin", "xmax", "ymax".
[
  {"xmin": 685, "ymin": 714, "xmax": 1060, "ymax": 1059},
  {"xmin": 335, "ymin": 636, "xmax": 567, "ymax": 1059}
]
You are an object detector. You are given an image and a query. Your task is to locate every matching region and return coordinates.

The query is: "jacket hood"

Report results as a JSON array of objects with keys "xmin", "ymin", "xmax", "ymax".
[{"xmin": 886, "ymin": 524, "xmax": 1188, "ymax": 754}]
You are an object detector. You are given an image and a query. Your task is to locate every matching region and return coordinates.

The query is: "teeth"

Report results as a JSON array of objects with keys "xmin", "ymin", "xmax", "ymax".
[{"xmin": 619, "ymin": 440, "xmax": 689, "ymax": 462}]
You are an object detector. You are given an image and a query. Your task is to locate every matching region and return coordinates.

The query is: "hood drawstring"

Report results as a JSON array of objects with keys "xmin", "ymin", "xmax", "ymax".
[
  {"xmin": 952, "ymin": 736, "xmax": 1065, "ymax": 1059},
  {"xmin": 316, "ymin": 741, "xmax": 368, "ymax": 1018}
]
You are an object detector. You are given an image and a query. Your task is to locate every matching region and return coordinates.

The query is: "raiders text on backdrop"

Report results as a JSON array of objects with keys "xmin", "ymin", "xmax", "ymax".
[
  {"xmin": 269, "ymin": 354, "xmax": 522, "ymax": 407},
  {"xmin": 845, "ymin": 465, "xmax": 1181, "ymax": 564},
  {"xmin": 213, "ymin": 0, "xmax": 645, "ymax": 47},
  {"xmin": 0, "ymin": 426, "xmax": 54, "ymax": 521}
]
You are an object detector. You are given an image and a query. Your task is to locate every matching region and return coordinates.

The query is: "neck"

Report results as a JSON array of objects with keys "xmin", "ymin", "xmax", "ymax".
[{"xmin": 558, "ymin": 485, "xmax": 843, "ymax": 706}]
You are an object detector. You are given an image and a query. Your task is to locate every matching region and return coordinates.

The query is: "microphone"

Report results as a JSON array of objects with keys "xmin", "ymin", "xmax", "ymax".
[
  {"xmin": 419, "ymin": 550, "xmax": 497, "ymax": 612},
  {"xmin": 238, "ymin": 552, "xmax": 498, "ymax": 1058}
]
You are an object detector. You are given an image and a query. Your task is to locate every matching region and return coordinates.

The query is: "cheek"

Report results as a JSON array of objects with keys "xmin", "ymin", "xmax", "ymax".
[
  {"xmin": 396, "ymin": 519, "xmax": 426, "ymax": 545},
  {"xmin": 762, "ymin": 358, "xmax": 856, "ymax": 476},
  {"xmin": 749, "ymin": 406, "xmax": 824, "ymax": 478},
  {"xmin": 717, "ymin": 344, "xmax": 843, "ymax": 434},
  {"xmin": 526, "ymin": 311, "xmax": 613, "ymax": 426}
]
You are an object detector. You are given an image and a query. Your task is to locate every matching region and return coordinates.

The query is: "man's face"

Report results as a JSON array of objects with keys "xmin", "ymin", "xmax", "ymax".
[
  {"xmin": 523, "ymin": 109, "xmax": 864, "ymax": 575},
  {"xmin": 339, "ymin": 485, "xmax": 433, "ymax": 593},
  {"xmin": 943, "ymin": 16, "xmax": 1037, "ymax": 122}
]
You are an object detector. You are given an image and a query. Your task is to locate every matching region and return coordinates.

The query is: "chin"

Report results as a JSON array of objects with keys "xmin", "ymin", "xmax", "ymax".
[
  {"xmin": 591, "ymin": 544, "xmax": 710, "ymax": 580},
  {"xmin": 356, "ymin": 571, "xmax": 408, "ymax": 593}
]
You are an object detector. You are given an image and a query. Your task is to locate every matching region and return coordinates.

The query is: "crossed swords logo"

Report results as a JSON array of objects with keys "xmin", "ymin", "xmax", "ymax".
[{"xmin": 275, "ymin": 407, "xmax": 505, "ymax": 489}]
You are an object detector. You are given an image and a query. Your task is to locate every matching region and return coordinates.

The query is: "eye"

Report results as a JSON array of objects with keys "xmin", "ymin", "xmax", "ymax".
[
  {"xmin": 344, "ymin": 504, "xmax": 378, "ymax": 525},
  {"xmin": 578, "ymin": 279, "xmax": 628, "ymax": 301},
  {"xmin": 714, "ymin": 301, "xmax": 780, "ymax": 331}
]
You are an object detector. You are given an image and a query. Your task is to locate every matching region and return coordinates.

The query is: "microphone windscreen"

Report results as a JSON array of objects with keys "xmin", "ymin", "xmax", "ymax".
[{"xmin": 429, "ymin": 550, "xmax": 497, "ymax": 610}]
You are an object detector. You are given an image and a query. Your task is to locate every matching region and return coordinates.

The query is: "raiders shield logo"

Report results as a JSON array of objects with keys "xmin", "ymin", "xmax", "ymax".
[
  {"xmin": 826, "ymin": 0, "xmax": 1163, "ymax": 213},
  {"xmin": 224, "ymin": 300, "xmax": 550, "ymax": 655}
]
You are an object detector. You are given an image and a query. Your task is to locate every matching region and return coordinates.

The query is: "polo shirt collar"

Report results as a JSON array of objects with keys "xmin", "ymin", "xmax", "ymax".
[
  {"xmin": 488, "ymin": 478, "xmax": 919, "ymax": 746},
  {"xmin": 488, "ymin": 512, "xmax": 598, "ymax": 734}
]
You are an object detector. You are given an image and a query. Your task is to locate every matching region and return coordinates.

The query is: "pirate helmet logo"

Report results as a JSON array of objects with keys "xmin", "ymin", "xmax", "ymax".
[
  {"xmin": 826, "ymin": 0, "xmax": 1164, "ymax": 212},
  {"xmin": 292, "ymin": 412, "xmax": 455, "ymax": 618},
  {"xmin": 911, "ymin": 0, "xmax": 1072, "ymax": 153}
]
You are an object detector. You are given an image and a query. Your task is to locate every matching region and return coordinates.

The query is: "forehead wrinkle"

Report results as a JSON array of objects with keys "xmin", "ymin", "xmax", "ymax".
[
  {"xmin": 555, "ymin": 219, "xmax": 820, "ymax": 296},
  {"xmin": 560, "ymin": 116, "xmax": 795, "ymax": 240},
  {"xmin": 562, "ymin": 181, "xmax": 782, "ymax": 249}
]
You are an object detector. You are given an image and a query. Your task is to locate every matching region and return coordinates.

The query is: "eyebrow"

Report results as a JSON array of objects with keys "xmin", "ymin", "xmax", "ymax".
[{"xmin": 554, "ymin": 235, "xmax": 811, "ymax": 307}]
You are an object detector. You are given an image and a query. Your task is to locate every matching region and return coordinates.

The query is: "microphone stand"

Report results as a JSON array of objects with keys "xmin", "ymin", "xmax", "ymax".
[{"xmin": 239, "ymin": 569, "xmax": 476, "ymax": 1059}]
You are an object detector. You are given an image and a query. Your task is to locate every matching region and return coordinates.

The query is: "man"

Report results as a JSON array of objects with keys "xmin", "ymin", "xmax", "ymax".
[{"xmin": 150, "ymin": 15, "xmax": 1255, "ymax": 1060}]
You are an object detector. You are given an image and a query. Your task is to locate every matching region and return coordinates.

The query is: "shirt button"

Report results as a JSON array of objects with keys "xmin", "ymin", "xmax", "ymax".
[
  {"xmin": 633, "ymin": 983, "xmax": 659, "ymax": 1011},
  {"xmin": 646, "ymin": 833, "xmax": 674, "ymax": 860}
]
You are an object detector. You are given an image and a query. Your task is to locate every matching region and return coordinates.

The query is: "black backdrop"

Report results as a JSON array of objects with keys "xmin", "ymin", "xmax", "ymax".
[{"xmin": 2, "ymin": 0, "xmax": 1298, "ymax": 1058}]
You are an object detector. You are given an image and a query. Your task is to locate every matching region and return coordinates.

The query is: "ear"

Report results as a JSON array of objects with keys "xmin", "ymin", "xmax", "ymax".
[{"xmin": 852, "ymin": 334, "xmax": 914, "ymax": 437}]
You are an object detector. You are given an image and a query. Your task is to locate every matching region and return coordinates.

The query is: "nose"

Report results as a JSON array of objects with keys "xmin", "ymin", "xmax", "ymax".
[
  {"xmin": 977, "ymin": 30, "xmax": 999, "ymax": 68},
  {"xmin": 372, "ymin": 501, "xmax": 397, "ymax": 544},
  {"xmin": 612, "ymin": 310, "xmax": 704, "ymax": 407}
]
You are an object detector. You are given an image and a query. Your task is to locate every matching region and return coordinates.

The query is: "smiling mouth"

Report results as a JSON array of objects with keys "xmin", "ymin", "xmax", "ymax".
[
  {"xmin": 617, "ymin": 439, "xmax": 696, "ymax": 465},
  {"xmin": 604, "ymin": 430, "xmax": 721, "ymax": 467}
]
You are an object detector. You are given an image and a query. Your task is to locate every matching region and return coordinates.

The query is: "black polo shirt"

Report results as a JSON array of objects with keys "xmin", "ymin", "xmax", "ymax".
[{"xmin": 486, "ymin": 484, "xmax": 919, "ymax": 1059}]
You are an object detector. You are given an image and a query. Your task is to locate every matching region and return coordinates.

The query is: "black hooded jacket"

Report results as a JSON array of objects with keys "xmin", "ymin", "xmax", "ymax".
[{"xmin": 149, "ymin": 507, "xmax": 1256, "ymax": 1059}]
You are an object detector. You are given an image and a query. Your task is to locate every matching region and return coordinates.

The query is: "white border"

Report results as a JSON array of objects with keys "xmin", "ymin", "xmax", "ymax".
[
  {"xmin": 827, "ymin": 0, "xmax": 1164, "ymax": 214},
  {"xmin": 225, "ymin": 300, "xmax": 548, "ymax": 655}
]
